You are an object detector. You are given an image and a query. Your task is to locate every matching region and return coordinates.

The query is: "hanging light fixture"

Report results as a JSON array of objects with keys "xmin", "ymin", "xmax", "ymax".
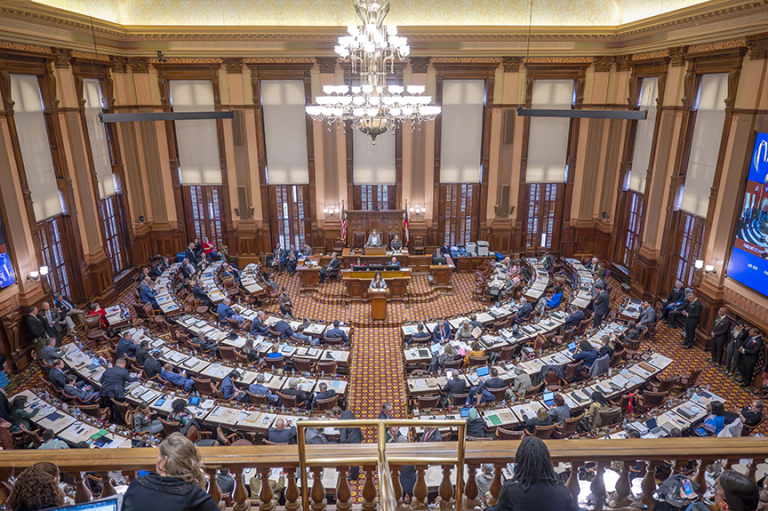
[{"xmin": 305, "ymin": 0, "xmax": 440, "ymax": 143}]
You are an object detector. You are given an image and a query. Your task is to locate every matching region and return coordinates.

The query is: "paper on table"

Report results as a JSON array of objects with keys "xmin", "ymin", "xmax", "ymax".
[{"xmin": 201, "ymin": 399, "xmax": 216, "ymax": 409}]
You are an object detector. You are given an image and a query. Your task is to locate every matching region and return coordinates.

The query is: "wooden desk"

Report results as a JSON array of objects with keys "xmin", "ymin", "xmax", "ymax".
[
  {"xmin": 341, "ymin": 248, "xmax": 409, "ymax": 266},
  {"xmin": 455, "ymin": 256, "xmax": 496, "ymax": 273},
  {"xmin": 430, "ymin": 265, "xmax": 453, "ymax": 294},
  {"xmin": 297, "ymin": 264, "xmax": 321, "ymax": 294},
  {"xmin": 370, "ymin": 288, "xmax": 389, "ymax": 320},
  {"xmin": 341, "ymin": 269, "xmax": 411, "ymax": 302}
]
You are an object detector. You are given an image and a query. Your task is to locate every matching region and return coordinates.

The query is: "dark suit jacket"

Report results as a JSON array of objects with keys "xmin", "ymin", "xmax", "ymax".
[
  {"xmin": 325, "ymin": 327, "xmax": 349, "ymax": 343},
  {"xmin": 433, "ymin": 321, "xmax": 451, "ymax": 341},
  {"xmin": 482, "ymin": 377, "xmax": 506, "ymax": 390},
  {"xmin": 268, "ymin": 425, "xmax": 296, "ymax": 444},
  {"xmin": 442, "ymin": 378, "xmax": 467, "ymax": 401},
  {"xmin": 38, "ymin": 309, "xmax": 64, "ymax": 334},
  {"xmin": 49, "ymin": 367, "xmax": 67, "ymax": 390},
  {"xmin": 143, "ymin": 357, "xmax": 162, "ymax": 379},
  {"xmin": 185, "ymin": 248, "xmax": 199, "ymax": 265},
  {"xmin": 517, "ymin": 302, "xmax": 534, "ymax": 320},
  {"xmin": 730, "ymin": 327, "xmax": 748, "ymax": 347},
  {"xmin": 135, "ymin": 347, "xmax": 150, "ymax": 366},
  {"xmin": 312, "ymin": 390, "xmax": 336, "ymax": 407},
  {"xmin": 25, "ymin": 315, "xmax": 47, "ymax": 340},
  {"xmin": 55, "ymin": 297, "xmax": 78, "ymax": 314},
  {"xmin": 182, "ymin": 262, "xmax": 198, "ymax": 278},
  {"xmin": 249, "ymin": 318, "xmax": 269, "ymax": 336},
  {"xmin": 192, "ymin": 284, "xmax": 212, "ymax": 307},
  {"xmin": 711, "ymin": 315, "xmax": 732, "ymax": 344},
  {"xmin": 594, "ymin": 291, "xmax": 610, "ymax": 317},
  {"xmin": 281, "ymin": 387, "xmax": 307, "ymax": 406},
  {"xmin": 327, "ymin": 258, "xmax": 340, "ymax": 271},
  {"xmin": 664, "ymin": 288, "xmax": 685, "ymax": 305},
  {"xmin": 421, "ymin": 428, "xmax": 442, "ymax": 442},
  {"xmin": 100, "ymin": 366, "xmax": 137, "ymax": 398},
  {"xmin": 275, "ymin": 320, "xmax": 294, "ymax": 339},
  {"xmin": 685, "ymin": 300, "xmax": 702, "ymax": 323},
  {"xmin": 339, "ymin": 410, "xmax": 363, "ymax": 443},
  {"xmin": 742, "ymin": 336, "xmax": 763, "ymax": 358},
  {"xmin": 564, "ymin": 311, "xmax": 585, "ymax": 329}
]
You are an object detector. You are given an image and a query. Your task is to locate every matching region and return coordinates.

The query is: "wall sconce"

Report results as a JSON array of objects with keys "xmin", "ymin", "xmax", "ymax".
[
  {"xmin": 323, "ymin": 205, "xmax": 340, "ymax": 217},
  {"xmin": 694, "ymin": 260, "xmax": 704, "ymax": 270},
  {"xmin": 409, "ymin": 204, "xmax": 424, "ymax": 216},
  {"xmin": 28, "ymin": 266, "xmax": 48, "ymax": 281},
  {"xmin": 704, "ymin": 264, "xmax": 716, "ymax": 275}
]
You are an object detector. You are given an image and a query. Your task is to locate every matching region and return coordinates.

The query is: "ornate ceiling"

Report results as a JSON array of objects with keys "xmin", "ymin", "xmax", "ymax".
[{"xmin": 32, "ymin": 0, "xmax": 714, "ymax": 27}]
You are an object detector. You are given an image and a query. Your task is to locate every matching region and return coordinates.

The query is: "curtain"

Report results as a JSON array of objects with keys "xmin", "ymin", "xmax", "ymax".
[
  {"xmin": 526, "ymin": 79, "xmax": 574, "ymax": 183},
  {"xmin": 628, "ymin": 76, "xmax": 659, "ymax": 193},
  {"xmin": 261, "ymin": 80, "xmax": 310, "ymax": 185},
  {"xmin": 440, "ymin": 79, "xmax": 485, "ymax": 184},
  {"xmin": 83, "ymin": 78, "xmax": 116, "ymax": 198}
]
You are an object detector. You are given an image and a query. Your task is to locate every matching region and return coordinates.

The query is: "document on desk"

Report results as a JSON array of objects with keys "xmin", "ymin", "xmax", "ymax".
[{"xmin": 413, "ymin": 379, "xmax": 428, "ymax": 389}]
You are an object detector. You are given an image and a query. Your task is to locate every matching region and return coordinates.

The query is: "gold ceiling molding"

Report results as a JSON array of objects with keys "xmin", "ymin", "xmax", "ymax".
[
  {"xmin": 243, "ymin": 58, "xmax": 317, "ymax": 64},
  {"xmin": 593, "ymin": 56, "xmax": 616, "ymax": 71},
  {"xmin": 632, "ymin": 50, "xmax": 670, "ymax": 60},
  {"xmin": 71, "ymin": 50, "xmax": 110, "ymax": 61},
  {"xmin": 430, "ymin": 57, "xmax": 502, "ymax": 64},
  {"xmin": 0, "ymin": 40, "xmax": 52, "ymax": 53},
  {"xmin": 524, "ymin": 57, "xmax": 594, "ymax": 63},
  {"xmin": 687, "ymin": 38, "xmax": 747, "ymax": 53}
]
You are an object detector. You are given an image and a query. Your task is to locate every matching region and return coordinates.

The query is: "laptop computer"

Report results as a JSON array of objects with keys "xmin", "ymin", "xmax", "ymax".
[
  {"xmin": 459, "ymin": 407, "xmax": 472, "ymax": 418},
  {"xmin": 476, "ymin": 366, "xmax": 489, "ymax": 377},
  {"xmin": 542, "ymin": 391, "xmax": 555, "ymax": 406},
  {"xmin": 42, "ymin": 496, "xmax": 121, "ymax": 511},
  {"xmin": 568, "ymin": 342, "xmax": 577, "ymax": 352}
]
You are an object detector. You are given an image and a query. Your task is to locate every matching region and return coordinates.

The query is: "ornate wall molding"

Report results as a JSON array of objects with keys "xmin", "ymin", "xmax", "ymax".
[
  {"xmin": 110, "ymin": 56, "xmax": 127, "ymax": 73},
  {"xmin": 431, "ymin": 57, "xmax": 502, "ymax": 64},
  {"xmin": 222, "ymin": 57, "xmax": 243, "ymax": 73},
  {"xmin": 724, "ymin": 286, "xmax": 768, "ymax": 325},
  {"xmin": 687, "ymin": 38, "xmax": 747, "ymax": 54},
  {"xmin": 502, "ymin": 57, "xmax": 523, "ymax": 72},
  {"xmin": 51, "ymin": 47, "xmax": 72, "ymax": 67},
  {"xmin": 127, "ymin": 57, "xmax": 149, "ymax": 73},
  {"xmin": 746, "ymin": 32, "xmax": 768, "ymax": 60},
  {"xmin": 408, "ymin": 57, "xmax": 430, "ymax": 72},
  {"xmin": 616, "ymin": 54, "xmax": 632, "ymax": 71},
  {"xmin": 316, "ymin": 57, "xmax": 337, "ymax": 73},
  {"xmin": 668, "ymin": 46, "xmax": 689, "ymax": 66},
  {"xmin": 593, "ymin": 56, "xmax": 615, "ymax": 72}
]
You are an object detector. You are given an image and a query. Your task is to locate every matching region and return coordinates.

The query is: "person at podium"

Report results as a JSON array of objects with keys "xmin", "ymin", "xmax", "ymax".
[
  {"xmin": 390, "ymin": 234, "xmax": 403, "ymax": 251},
  {"xmin": 370, "ymin": 271, "xmax": 387, "ymax": 290},
  {"xmin": 366, "ymin": 229, "xmax": 382, "ymax": 247}
]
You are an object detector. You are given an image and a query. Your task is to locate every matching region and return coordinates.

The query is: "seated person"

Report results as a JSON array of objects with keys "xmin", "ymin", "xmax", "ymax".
[
  {"xmin": 160, "ymin": 363, "xmax": 195, "ymax": 392},
  {"xmin": 190, "ymin": 335, "xmax": 219, "ymax": 356},
  {"xmin": 268, "ymin": 418, "xmax": 297, "ymax": 444},
  {"xmin": 694, "ymin": 401, "xmax": 739, "ymax": 436},
  {"xmin": 292, "ymin": 324, "xmax": 313, "ymax": 344},
  {"xmin": 197, "ymin": 252, "xmax": 211, "ymax": 271},
  {"xmin": 312, "ymin": 382, "xmax": 336, "ymax": 409},
  {"xmin": 369, "ymin": 271, "xmax": 387, "ymax": 290},
  {"xmin": 141, "ymin": 281, "xmax": 160, "ymax": 310},
  {"xmin": 523, "ymin": 407, "xmax": 553, "ymax": 434},
  {"xmin": 319, "ymin": 252, "xmax": 340, "ymax": 283},
  {"xmin": 274, "ymin": 314, "xmax": 294, "ymax": 339},
  {"xmin": 619, "ymin": 321, "xmax": 640, "ymax": 343},
  {"xmin": 217, "ymin": 298, "xmax": 243, "ymax": 326},
  {"xmin": 116, "ymin": 331, "xmax": 139, "ymax": 359},
  {"xmin": 135, "ymin": 340, "xmax": 151, "ymax": 366},
  {"xmin": 181, "ymin": 257, "xmax": 198, "ymax": 278},
  {"xmin": 326, "ymin": 320, "xmax": 350, "ymax": 346},
  {"xmin": 512, "ymin": 367, "xmax": 532, "ymax": 396},
  {"xmin": 390, "ymin": 234, "xmax": 403, "ymax": 251},
  {"xmin": 249, "ymin": 311, "xmax": 270, "ymax": 336},
  {"xmin": 191, "ymin": 279, "xmax": 214, "ymax": 309},
  {"xmin": 88, "ymin": 302, "xmax": 109, "ymax": 330},
  {"xmin": 40, "ymin": 338, "xmax": 64, "ymax": 366},
  {"xmin": 547, "ymin": 394, "xmax": 571, "ymax": 426},
  {"xmin": 467, "ymin": 385, "xmax": 494, "ymax": 406},
  {"xmin": 221, "ymin": 263, "xmax": 241, "ymax": 285},
  {"xmin": 63, "ymin": 374, "xmax": 99, "ymax": 403},
  {"xmin": 539, "ymin": 251, "xmax": 555, "ymax": 271},
  {"xmin": 47, "ymin": 359, "xmax": 69, "ymax": 390},
  {"xmin": 468, "ymin": 314, "xmax": 484, "ymax": 331},
  {"xmin": 266, "ymin": 343, "xmax": 283, "ymax": 360},
  {"xmin": 301, "ymin": 242, "xmax": 313, "ymax": 256},
  {"xmin": 278, "ymin": 287, "xmax": 293, "ymax": 317},
  {"xmin": 365, "ymin": 229, "xmax": 382, "ymax": 247},
  {"xmin": 151, "ymin": 256, "xmax": 171, "ymax": 278},
  {"xmin": 435, "ymin": 343, "xmax": 456, "ymax": 371},
  {"xmin": 481, "ymin": 367, "xmax": 506, "ymax": 390},
  {"xmin": 433, "ymin": 320, "xmax": 452, "ymax": 342},
  {"xmin": 285, "ymin": 252, "xmax": 298, "ymax": 277},
  {"xmin": 249, "ymin": 373, "xmax": 279, "ymax": 403},
  {"xmin": 582, "ymin": 392, "xmax": 609, "ymax": 431},
  {"xmin": 598, "ymin": 336, "xmax": 616, "ymax": 359},
  {"xmin": 660, "ymin": 281, "xmax": 685, "ymax": 321},
  {"xmin": 499, "ymin": 275, "xmax": 518, "ymax": 301},
  {"xmin": 240, "ymin": 337, "xmax": 263, "ymax": 365},
  {"xmin": 455, "ymin": 320, "xmax": 475, "ymax": 341},
  {"xmin": 440, "ymin": 241, "xmax": 451, "ymax": 256},
  {"xmin": 564, "ymin": 304, "xmax": 585, "ymax": 331},
  {"xmin": 545, "ymin": 286, "xmax": 563, "ymax": 309},
  {"xmin": 441, "ymin": 372, "xmax": 467, "ymax": 407},
  {"xmin": 388, "ymin": 257, "xmax": 401, "ymax": 270},
  {"xmin": 464, "ymin": 341, "xmax": 485, "ymax": 367},
  {"xmin": 143, "ymin": 351, "xmax": 163, "ymax": 379},
  {"xmin": 739, "ymin": 399, "xmax": 764, "ymax": 427},
  {"xmin": 282, "ymin": 377, "xmax": 309, "ymax": 408},
  {"xmin": 410, "ymin": 323, "xmax": 432, "ymax": 343},
  {"xmin": 221, "ymin": 370, "xmax": 248, "ymax": 402},
  {"xmin": 512, "ymin": 298, "xmax": 533, "ymax": 325},
  {"xmin": 638, "ymin": 300, "xmax": 656, "ymax": 329},
  {"xmin": 351, "ymin": 257, "xmax": 366, "ymax": 270},
  {"xmin": 572, "ymin": 340, "xmax": 598, "ymax": 370}
]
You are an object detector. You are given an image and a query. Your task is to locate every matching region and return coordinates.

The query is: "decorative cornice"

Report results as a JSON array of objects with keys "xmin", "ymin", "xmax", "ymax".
[
  {"xmin": 668, "ymin": 45, "xmax": 689, "ymax": 66},
  {"xmin": 525, "ymin": 56, "xmax": 592, "ymax": 63},
  {"xmin": 110, "ymin": 56, "xmax": 127, "ymax": 73},
  {"xmin": 243, "ymin": 58, "xmax": 316, "ymax": 64},
  {"xmin": 127, "ymin": 57, "xmax": 149, "ymax": 73},
  {"xmin": 502, "ymin": 57, "xmax": 523, "ymax": 72},
  {"xmin": 592, "ymin": 56, "xmax": 615, "ymax": 72},
  {"xmin": 632, "ymin": 49, "xmax": 668, "ymax": 61},
  {"xmin": 315, "ymin": 57, "xmax": 337, "ymax": 73},
  {"xmin": 745, "ymin": 31, "xmax": 768, "ymax": 60},
  {"xmin": 71, "ymin": 51, "xmax": 111, "ymax": 61},
  {"xmin": 222, "ymin": 57, "xmax": 243, "ymax": 73},
  {"xmin": 431, "ymin": 57, "xmax": 501, "ymax": 64},
  {"xmin": 687, "ymin": 38, "xmax": 747, "ymax": 54},
  {"xmin": 615, "ymin": 54, "xmax": 632, "ymax": 71},
  {"xmin": 408, "ymin": 57, "xmax": 430, "ymax": 72},
  {"xmin": 51, "ymin": 46, "xmax": 72, "ymax": 68}
]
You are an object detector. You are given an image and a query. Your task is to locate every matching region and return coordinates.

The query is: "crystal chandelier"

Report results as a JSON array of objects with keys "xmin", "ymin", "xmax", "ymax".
[{"xmin": 305, "ymin": 0, "xmax": 440, "ymax": 143}]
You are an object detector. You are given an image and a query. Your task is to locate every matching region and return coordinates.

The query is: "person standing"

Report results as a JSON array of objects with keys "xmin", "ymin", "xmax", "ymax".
[
  {"xmin": 725, "ymin": 321, "xmax": 748, "ymax": 377},
  {"xmin": 737, "ymin": 328, "xmax": 763, "ymax": 389},
  {"xmin": 278, "ymin": 287, "xmax": 293, "ymax": 317},
  {"xmin": 593, "ymin": 284, "xmax": 610, "ymax": 328},
  {"xmin": 681, "ymin": 292, "xmax": 702, "ymax": 349},
  {"xmin": 709, "ymin": 307, "xmax": 732, "ymax": 367}
]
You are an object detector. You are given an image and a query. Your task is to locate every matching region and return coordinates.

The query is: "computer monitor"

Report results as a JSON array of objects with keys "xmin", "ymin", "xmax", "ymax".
[
  {"xmin": 432, "ymin": 257, "xmax": 447, "ymax": 266},
  {"xmin": 42, "ymin": 496, "xmax": 121, "ymax": 511},
  {"xmin": 476, "ymin": 366, "xmax": 489, "ymax": 377},
  {"xmin": 368, "ymin": 264, "xmax": 384, "ymax": 271},
  {"xmin": 384, "ymin": 264, "xmax": 399, "ymax": 271}
]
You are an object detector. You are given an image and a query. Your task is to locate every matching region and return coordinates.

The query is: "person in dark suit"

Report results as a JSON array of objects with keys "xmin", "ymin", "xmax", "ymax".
[
  {"xmin": 709, "ymin": 307, "xmax": 732, "ymax": 367},
  {"xmin": 274, "ymin": 315, "xmax": 294, "ymax": 340},
  {"xmin": 134, "ymin": 340, "xmax": 151, "ymax": 366},
  {"xmin": 411, "ymin": 323, "xmax": 432, "ymax": 343},
  {"xmin": 151, "ymin": 256, "xmax": 171, "ymax": 278},
  {"xmin": 282, "ymin": 377, "xmax": 308, "ymax": 407},
  {"xmin": 738, "ymin": 400, "xmax": 764, "ymax": 427},
  {"xmin": 433, "ymin": 320, "xmax": 451, "ymax": 342},
  {"xmin": 25, "ymin": 307, "xmax": 49, "ymax": 356},
  {"xmin": 54, "ymin": 292, "xmax": 86, "ymax": 329},
  {"xmin": 421, "ymin": 425, "xmax": 442, "ymax": 442},
  {"xmin": 334, "ymin": 406, "xmax": 364, "ymax": 480},
  {"xmin": 99, "ymin": 358, "xmax": 138, "ymax": 399},
  {"xmin": 512, "ymin": 298, "xmax": 534, "ymax": 325},
  {"xmin": 48, "ymin": 359, "xmax": 68, "ymax": 390},
  {"xmin": 221, "ymin": 370, "xmax": 247, "ymax": 402},
  {"xmin": 584, "ymin": 257, "xmax": 599, "ymax": 272},
  {"xmin": 725, "ymin": 321, "xmax": 748, "ymax": 377},
  {"xmin": 481, "ymin": 367, "xmax": 506, "ymax": 390},
  {"xmin": 64, "ymin": 374, "xmax": 99, "ymax": 403},
  {"xmin": 564, "ymin": 305, "xmax": 585, "ymax": 331},
  {"xmin": 681, "ymin": 292, "xmax": 702, "ymax": 349},
  {"xmin": 388, "ymin": 257, "xmax": 401, "ymax": 270},
  {"xmin": 190, "ymin": 279, "xmax": 213, "ymax": 310},
  {"xmin": 117, "ymin": 332, "xmax": 139, "ymax": 359},
  {"xmin": 249, "ymin": 312, "xmax": 270, "ymax": 336},
  {"xmin": 325, "ymin": 320, "xmax": 349, "ymax": 346},
  {"xmin": 441, "ymin": 372, "xmax": 467, "ymax": 407},
  {"xmin": 319, "ymin": 252, "xmax": 340, "ymax": 283},
  {"xmin": 38, "ymin": 302, "xmax": 65, "ymax": 346},
  {"xmin": 41, "ymin": 338, "xmax": 64, "ymax": 366},
  {"xmin": 184, "ymin": 242, "xmax": 200, "ymax": 265},
  {"xmin": 378, "ymin": 402, "xmax": 394, "ymax": 420},
  {"xmin": 141, "ymin": 281, "xmax": 160, "ymax": 310},
  {"xmin": 593, "ymin": 285, "xmax": 610, "ymax": 328},
  {"xmin": 181, "ymin": 258, "xmax": 198, "ymax": 278},
  {"xmin": 268, "ymin": 418, "xmax": 297, "ymax": 444},
  {"xmin": 660, "ymin": 281, "xmax": 686, "ymax": 321},
  {"xmin": 271, "ymin": 243, "xmax": 285, "ymax": 273},
  {"xmin": 143, "ymin": 351, "xmax": 163, "ymax": 379},
  {"xmin": 738, "ymin": 328, "xmax": 763, "ymax": 387},
  {"xmin": 440, "ymin": 241, "xmax": 450, "ymax": 256},
  {"xmin": 311, "ymin": 382, "xmax": 336, "ymax": 409},
  {"xmin": 216, "ymin": 469, "xmax": 235, "ymax": 498}
]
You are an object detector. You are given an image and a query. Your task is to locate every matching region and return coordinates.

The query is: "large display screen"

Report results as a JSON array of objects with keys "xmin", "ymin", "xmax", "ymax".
[
  {"xmin": 728, "ymin": 131, "xmax": 768, "ymax": 296},
  {"xmin": 0, "ymin": 209, "xmax": 15, "ymax": 289}
]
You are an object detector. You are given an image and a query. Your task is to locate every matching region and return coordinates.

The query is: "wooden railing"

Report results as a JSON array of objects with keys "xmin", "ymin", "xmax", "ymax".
[{"xmin": 1, "ymin": 437, "xmax": 767, "ymax": 511}]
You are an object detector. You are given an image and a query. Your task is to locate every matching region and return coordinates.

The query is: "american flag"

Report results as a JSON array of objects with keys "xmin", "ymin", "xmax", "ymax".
[
  {"xmin": 404, "ymin": 208, "xmax": 409, "ymax": 245},
  {"xmin": 340, "ymin": 204, "xmax": 347, "ymax": 245}
]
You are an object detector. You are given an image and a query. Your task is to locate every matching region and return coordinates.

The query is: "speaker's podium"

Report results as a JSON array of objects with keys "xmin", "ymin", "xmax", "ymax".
[
  {"xmin": 364, "ymin": 246, "xmax": 387, "ymax": 256},
  {"xmin": 369, "ymin": 288, "xmax": 389, "ymax": 321}
]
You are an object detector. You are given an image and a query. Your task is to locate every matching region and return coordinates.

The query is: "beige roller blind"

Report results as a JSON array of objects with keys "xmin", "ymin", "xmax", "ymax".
[
  {"xmin": 261, "ymin": 80, "xmax": 310, "ymax": 185},
  {"xmin": 628, "ymin": 76, "xmax": 659, "ymax": 193},
  {"xmin": 353, "ymin": 128, "xmax": 396, "ymax": 185},
  {"xmin": 680, "ymin": 73, "xmax": 728, "ymax": 217},
  {"xmin": 10, "ymin": 74, "xmax": 63, "ymax": 220},
  {"xmin": 169, "ymin": 80, "xmax": 222, "ymax": 186},
  {"xmin": 440, "ymin": 79, "xmax": 485, "ymax": 184},
  {"xmin": 83, "ymin": 79, "xmax": 116, "ymax": 199},
  {"xmin": 525, "ymin": 79, "xmax": 574, "ymax": 184}
]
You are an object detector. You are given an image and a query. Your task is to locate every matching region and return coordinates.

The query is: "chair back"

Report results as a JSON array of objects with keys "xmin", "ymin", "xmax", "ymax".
[
  {"xmin": 642, "ymin": 390, "xmax": 668, "ymax": 408},
  {"xmin": 452, "ymin": 393, "xmax": 469, "ymax": 406},
  {"xmin": 558, "ymin": 414, "xmax": 583, "ymax": 438},
  {"xmin": 293, "ymin": 358, "xmax": 314, "ymax": 373},
  {"xmin": 417, "ymin": 394, "xmax": 440, "ymax": 410},
  {"xmin": 655, "ymin": 376, "xmax": 677, "ymax": 393},
  {"xmin": 497, "ymin": 427, "xmax": 524, "ymax": 440},
  {"xmin": 235, "ymin": 352, "xmax": 249, "ymax": 365},
  {"xmin": 609, "ymin": 351, "xmax": 622, "ymax": 368},
  {"xmin": 592, "ymin": 407, "xmax": 623, "ymax": 430},
  {"xmin": 316, "ymin": 360, "xmax": 338, "ymax": 374},
  {"xmin": 469, "ymin": 355, "xmax": 488, "ymax": 367},
  {"xmin": 498, "ymin": 345, "xmax": 515, "ymax": 362},
  {"xmin": 107, "ymin": 348, "xmax": 119, "ymax": 365},
  {"xmin": 486, "ymin": 387, "xmax": 507, "ymax": 402},
  {"xmin": 444, "ymin": 358, "xmax": 462, "ymax": 370},
  {"xmin": 85, "ymin": 315, "xmax": 103, "ymax": 331},
  {"xmin": 265, "ymin": 357, "xmax": 284, "ymax": 370},
  {"xmin": 263, "ymin": 439, "xmax": 289, "ymax": 445},
  {"xmin": 323, "ymin": 336, "xmax": 345, "ymax": 346},
  {"xmin": 219, "ymin": 346, "xmax": 237, "ymax": 362},
  {"xmin": 192, "ymin": 377, "xmax": 216, "ymax": 395},
  {"xmin": 533, "ymin": 424, "xmax": 556, "ymax": 439},
  {"xmin": 563, "ymin": 361, "xmax": 581, "ymax": 382},
  {"xmin": 247, "ymin": 391, "xmax": 270, "ymax": 405},
  {"xmin": 79, "ymin": 404, "xmax": 104, "ymax": 420},
  {"xmin": 160, "ymin": 418, "xmax": 181, "ymax": 435},
  {"xmin": 577, "ymin": 318, "xmax": 591, "ymax": 336},
  {"xmin": 683, "ymin": 369, "xmax": 703, "ymax": 389},
  {"xmin": 111, "ymin": 398, "xmax": 131, "ymax": 418},
  {"xmin": 277, "ymin": 392, "xmax": 298, "ymax": 409},
  {"xmin": 315, "ymin": 395, "xmax": 338, "ymax": 411},
  {"xmin": 525, "ymin": 381, "xmax": 544, "ymax": 397}
]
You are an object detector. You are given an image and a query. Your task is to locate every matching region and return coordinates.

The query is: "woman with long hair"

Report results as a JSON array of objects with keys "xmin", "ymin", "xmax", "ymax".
[
  {"xmin": 7, "ymin": 463, "xmax": 65, "ymax": 511},
  {"xmin": 122, "ymin": 433, "xmax": 218, "ymax": 511},
  {"xmin": 241, "ymin": 336, "xmax": 261, "ymax": 364},
  {"xmin": 485, "ymin": 436, "xmax": 578, "ymax": 511},
  {"xmin": 369, "ymin": 271, "xmax": 387, "ymax": 290}
]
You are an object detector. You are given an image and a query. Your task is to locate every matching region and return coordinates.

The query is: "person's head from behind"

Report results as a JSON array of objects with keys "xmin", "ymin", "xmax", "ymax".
[
  {"xmin": 512, "ymin": 436, "xmax": 559, "ymax": 491},
  {"xmin": 591, "ymin": 392, "xmax": 608, "ymax": 407},
  {"xmin": 41, "ymin": 429, "xmax": 55, "ymax": 442},
  {"xmin": 7, "ymin": 464, "xmax": 64, "ymax": 511},
  {"xmin": 138, "ymin": 401, "xmax": 150, "ymax": 414},
  {"xmin": 157, "ymin": 432, "xmax": 206, "ymax": 489},
  {"xmin": 670, "ymin": 428, "xmax": 682, "ymax": 437},
  {"xmin": 536, "ymin": 408, "xmax": 548, "ymax": 421},
  {"xmin": 579, "ymin": 340, "xmax": 593, "ymax": 352},
  {"xmin": 553, "ymin": 394, "xmax": 565, "ymax": 407},
  {"xmin": 715, "ymin": 470, "xmax": 759, "ymax": 511},
  {"xmin": 10, "ymin": 395, "xmax": 27, "ymax": 412},
  {"xmin": 628, "ymin": 320, "xmax": 638, "ymax": 331},
  {"xmin": 171, "ymin": 398, "xmax": 187, "ymax": 414},
  {"xmin": 710, "ymin": 401, "xmax": 726, "ymax": 417}
]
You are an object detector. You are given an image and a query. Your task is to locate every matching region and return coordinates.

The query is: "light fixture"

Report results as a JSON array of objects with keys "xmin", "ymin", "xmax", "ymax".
[
  {"xmin": 323, "ymin": 205, "xmax": 340, "ymax": 217},
  {"xmin": 694, "ymin": 260, "xmax": 704, "ymax": 270},
  {"xmin": 409, "ymin": 204, "xmax": 424, "ymax": 216},
  {"xmin": 39, "ymin": 266, "xmax": 49, "ymax": 276},
  {"xmin": 305, "ymin": 0, "xmax": 440, "ymax": 143},
  {"xmin": 704, "ymin": 264, "xmax": 716, "ymax": 275},
  {"xmin": 27, "ymin": 266, "xmax": 48, "ymax": 281}
]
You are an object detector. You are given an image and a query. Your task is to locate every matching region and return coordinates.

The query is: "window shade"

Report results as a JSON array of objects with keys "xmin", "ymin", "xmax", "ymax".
[
  {"xmin": 526, "ymin": 79, "xmax": 574, "ymax": 184},
  {"xmin": 10, "ymin": 74, "xmax": 63, "ymax": 220},
  {"xmin": 261, "ymin": 80, "xmax": 309, "ymax": 185},
  {"xmin": 169, "ymin": 80, "xmax": 222, "ymax": 186},
  {"xmin": 440, "ymin": 79, "xmax": 485, "ymax": 184},
  {"xmin": 628, "ymin": 77, "xmax": 658, "ymax": 193},
  {"xmin": 353, "ymin": 129, "xmax": 396, "ymax": 185},
  {"xmin": 680, "ymin": 73, "xmax": 728, "ymax": 217},
  {"xmin": 83, "ymin": 79, "xmax": 116, "ymax": 199}
]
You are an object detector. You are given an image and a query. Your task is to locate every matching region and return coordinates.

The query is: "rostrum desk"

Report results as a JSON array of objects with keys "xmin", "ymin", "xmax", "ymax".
[{"xmin": 341, "ymin": 268, "xmax": 411, "ymax": 303}]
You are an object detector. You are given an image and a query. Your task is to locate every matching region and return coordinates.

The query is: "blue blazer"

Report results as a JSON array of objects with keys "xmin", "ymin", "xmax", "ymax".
[
  {"xmin": 117, "ymin": 337, "xmax": 138, "ymax": 358},
  {"xmin": 100, "ymin": 366, "xmax": 137, "ymax": 398},
  {"xmin": 433, "ymin": 321, "xmax": 451, "ymax": 341},
  {"xmin": 249, "ymin": 318, "xmax": 269, "ymax": 336},
  {"xmin": 221, "ymin": 376, "xmax": 238, "ymax": 400},
  {"xmin": 325, "ymin": 327, "xmax": 349, "ymax": 343},
  {"xmin": 217, "ymin": 303, "xmax": 236, "ymax": 321},
  {"xmin": 275, "ymin": 321, "xmax": 294, "ymax": 339},
  {"xmin": 141, "ymin": 286, "xmax": 159, "ymax": 309}
]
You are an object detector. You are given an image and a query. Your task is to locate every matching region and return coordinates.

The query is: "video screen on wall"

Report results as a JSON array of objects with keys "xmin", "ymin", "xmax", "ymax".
[
  {"xmin": 728, "ymin": 131, "xmax": 768, "ymax": 296},
  {"xmin": 0, "ymin": 209, "xmax": 15, "ymax": 289}
]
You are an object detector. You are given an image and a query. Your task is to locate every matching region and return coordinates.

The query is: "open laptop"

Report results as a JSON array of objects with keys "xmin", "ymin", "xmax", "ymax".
[
  {"xmin": 542, "ymin": 391, "xmax": 555, "ymax": 406},
  {"xmin": 568, "ymin": 342, "xmax": 577, "ymax": 352},
  {"xmin": 459, "ymin": 407, "xmax": 472, "ymax": 418},
  {"xmin": 42, "ymin": 496, "xmax": 121, "ymax": 511},
  {"xmin": 645, "ymin": 417, "xmax": 670, "ymax": 437},
  {"xmin": 476, "ymin": 366, "xmax": 489, "ymax": 377}
]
